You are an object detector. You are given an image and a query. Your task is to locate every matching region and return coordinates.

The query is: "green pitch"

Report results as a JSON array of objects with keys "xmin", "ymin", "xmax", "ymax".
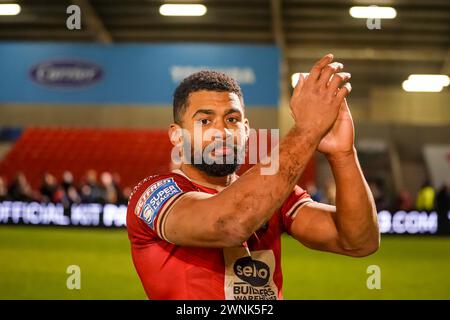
[{"xmin": 0, "ymin": 226, "xmax": 449, "ymax": 299}]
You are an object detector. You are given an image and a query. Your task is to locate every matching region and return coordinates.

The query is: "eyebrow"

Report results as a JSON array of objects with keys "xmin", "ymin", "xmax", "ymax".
[
  {"xmin": 191, "ymin": 109, "xmax": 215, "ymax": 118},
  {"xmin": 191, "ymin": 107, "xmax": 242, "ymax": 118},
  {"xmin": 224, "ymin": 108, "xmax": 243, "ymax": 116}
]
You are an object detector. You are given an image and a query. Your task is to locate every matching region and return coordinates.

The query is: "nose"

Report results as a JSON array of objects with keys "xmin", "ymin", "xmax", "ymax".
[{"xmin": 213, "ymin": 120, "xmax": 233, "ymax": 141}]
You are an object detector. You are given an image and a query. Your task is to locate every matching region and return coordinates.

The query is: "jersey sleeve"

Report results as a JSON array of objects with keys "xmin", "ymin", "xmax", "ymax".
[
  {"xmin": 127, "ymin": 173, "xmax": 196, "ymax": 243},
  {"xmin": 279, "ymin": 185, "xmax": 314, "ymax": 235}
]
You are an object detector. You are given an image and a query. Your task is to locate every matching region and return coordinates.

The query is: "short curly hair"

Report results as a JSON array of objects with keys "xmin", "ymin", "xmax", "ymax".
[{"xmin": 173, "ymin": 70, "xmax": 244, "ymax": 125}]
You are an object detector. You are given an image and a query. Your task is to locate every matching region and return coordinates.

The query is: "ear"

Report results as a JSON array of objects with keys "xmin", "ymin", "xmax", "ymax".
[
  {"xmin": 168, "ymin": 123, "xmax": 183, "ymax": 147},
  {"xmin": 243, "ymin": 118, "xmax": 250, "ymax": 141}
]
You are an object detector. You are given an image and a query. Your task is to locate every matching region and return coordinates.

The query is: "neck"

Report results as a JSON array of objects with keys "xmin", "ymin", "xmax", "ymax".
[{"xmin": 178, "ymin": 164, "xmax": 236, "ymax": 188}]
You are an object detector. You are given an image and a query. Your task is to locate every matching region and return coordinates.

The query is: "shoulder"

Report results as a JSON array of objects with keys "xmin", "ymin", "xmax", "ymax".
[
  {"xmin": 126, "ymin": 172, "xmax": 198, "ymax": 241},
  {"xmin": 128, "ymin": 172, "xmax": 195, "ymax": 213},
  {"xmin": 128, "ymin": 172, "xmax": 194, "ymax": 203}
]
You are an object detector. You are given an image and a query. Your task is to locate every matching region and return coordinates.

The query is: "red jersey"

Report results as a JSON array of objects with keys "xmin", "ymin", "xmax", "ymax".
[{"xmin": 126, "ymin": 169, "xmax": 312, "ymax": 300}]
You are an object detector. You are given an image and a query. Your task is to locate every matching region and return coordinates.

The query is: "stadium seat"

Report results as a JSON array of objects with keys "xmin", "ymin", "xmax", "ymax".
[{"xmin": 0, "ymin": 127, "xmax": 174, "ymax": 189}]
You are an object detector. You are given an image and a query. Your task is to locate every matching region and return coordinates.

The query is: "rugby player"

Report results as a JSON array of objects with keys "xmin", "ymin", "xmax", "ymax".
[{"xmin": 127, "ymin": 54, "xmax": 380, "ymax": 300}]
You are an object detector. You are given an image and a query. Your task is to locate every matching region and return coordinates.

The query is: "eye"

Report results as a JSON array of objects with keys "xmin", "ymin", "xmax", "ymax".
[
  {"xmin": 227, "ymin": 117, "xmax": 239, "ymax": 124},
  {"xmin": 197, "ymin": 119, "xmax": 211, "ymax": 125}
]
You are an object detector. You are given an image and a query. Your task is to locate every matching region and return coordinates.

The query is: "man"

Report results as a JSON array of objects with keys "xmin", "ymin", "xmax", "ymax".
[{"xmin": 126, "ymin": 54, "xmax": 380, "ymax": 300}]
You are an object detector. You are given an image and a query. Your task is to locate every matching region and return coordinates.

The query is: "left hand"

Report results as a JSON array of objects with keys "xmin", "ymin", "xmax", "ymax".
[{"xmin": 317, "ymin": 98, "xmax": 355, "ymax": 157}]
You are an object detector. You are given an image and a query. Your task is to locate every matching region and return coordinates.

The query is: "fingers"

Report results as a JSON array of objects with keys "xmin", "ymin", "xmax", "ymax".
[
  {"xmin": 336, "ymin": 82, "xmax": 352, "ymax": 103},
  {"xmin": 292, "ymin": 73, "xmax": 306, "ymax": 98},
  {"xmin": 328, "ymin": 72, "xmax": 351, "ymax": 94},
  {"xmin": 317, "ymin": 62, "xmax": 344, "ymax": 88},
  {"xmin": 291, "ymin": 53, "xmax": 352, "ymax": 111},
  {"xmin": 309, "ymin": 54, "xmax": 334, "ymax": 81}
]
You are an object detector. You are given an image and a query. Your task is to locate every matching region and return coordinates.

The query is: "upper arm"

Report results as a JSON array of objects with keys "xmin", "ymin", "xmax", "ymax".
[
  {"xmin": 289, "ymin": 202, "xmax": 368, "ymax": 257},
  {"xmin": 128, "ymin": 173, "xmax": 268, "ymax": 248},
  {"xmin": 128, "ymin": 175, "xmax": 236, "ymax": 247},
  {"xmin": 163, "ymin": 189, "xmax": 258, "ymax": 247},
  {"xmin": 162, "ymin": 191, "xmax": 229, "ymax": 247}
]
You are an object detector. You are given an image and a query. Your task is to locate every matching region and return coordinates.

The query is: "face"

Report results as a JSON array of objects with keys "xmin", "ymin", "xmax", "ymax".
[{"xmin": 170, "ymin": 90, "xmax": 250, "ymax": 177}]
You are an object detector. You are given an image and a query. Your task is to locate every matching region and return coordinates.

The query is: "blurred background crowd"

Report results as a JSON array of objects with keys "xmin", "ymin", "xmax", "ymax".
[
  {"xmin": 1, "ymin": 170, "xmax": 448, "ymax": 216},
  {"xmin": 0, "ymin": 170, "xmax": 131, "ymax": 207},
  {"xmin": 305, "ymin": 177, "xmax": 449, "ymax": 214}
]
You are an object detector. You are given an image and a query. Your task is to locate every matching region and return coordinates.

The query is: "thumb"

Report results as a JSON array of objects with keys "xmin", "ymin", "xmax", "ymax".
[{"xmin": 337, "ymin": 98, "xmax": 353, "ymax": 121}]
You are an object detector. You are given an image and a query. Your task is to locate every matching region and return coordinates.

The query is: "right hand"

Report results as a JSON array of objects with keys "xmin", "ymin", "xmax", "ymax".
[{"xmin": 290, "ymin": 54, "xmax": 352, "ymax": 140}]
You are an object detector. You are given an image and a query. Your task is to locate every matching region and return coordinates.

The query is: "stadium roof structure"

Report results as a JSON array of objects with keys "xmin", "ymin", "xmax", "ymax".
[{"xmin": 0, "ymin": 0, "xmax": 449, "ymax": 100}]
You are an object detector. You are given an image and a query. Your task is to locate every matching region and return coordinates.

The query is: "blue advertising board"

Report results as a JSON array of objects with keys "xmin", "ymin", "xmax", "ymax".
[{"xmin": 0, "ymin": 43, "xmax": 280, "ymax": 106}]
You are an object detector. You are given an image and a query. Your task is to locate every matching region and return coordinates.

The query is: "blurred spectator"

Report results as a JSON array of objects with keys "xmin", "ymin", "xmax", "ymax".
[
  {"xmin": 112, "ymin": 172, "xmax": 127, "ymax": 204},
  {"xmin": 66, "ymin": 186, "xmax": 81, "ymax": 204},
  {"xmin": 436, "ymin": 182, "xmax": 450, "ymax": 234},
  {"xmin": 436, "ymin": 182, "xmax": 450, "ymax": 213},
  {"xmin": 306, "ymin": 182, "xmax": 323, "ymax": 202},
  {"xmin": 395, "ymin": 189, "xmax": 414, "ymax": 211},
  {"xmin": 122, "ymin": 186, "xmax": 132, "ymax": 204},
  {"xmin": 0, "ymin": 170, "xmax": 132, "ymax": 205},
  {"xmin": 61, "ymin": 171, "xmax": 74, "ymax": 192},
  {"xmin": 0, "ymin": 176, "xmax": 8, "ymax": 201},
  {"xmin": 8, "ymin": 172, "xmax": 35, "ymax": 201},
  {"xmin": 369, "ymin": 178, "xmax": 389, "ymax": 211},
  {"xmin": 80, "ymin": 184, "xmax": 92, "ymax": 203},
  {"xmin": 415, "ymin": 180, "xmax": 435, "ymax": 211},
  {"xmin": 60, "ymin": 170, "xmax": 81, "ymax": 206},
  {"xmin": 80, "ymin": 169, "xmax": 103, "ymax": 203},
  {"xmin": 40, "ymin": 172, "xmax": 58, "ymax": 203},
  {"xmin": 52, "ymin": 185, "xmax": 65, "ymax": 203},
  {"xmin": 100, "ymin": 171, "xmax": 118, "ymax": 204}
]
